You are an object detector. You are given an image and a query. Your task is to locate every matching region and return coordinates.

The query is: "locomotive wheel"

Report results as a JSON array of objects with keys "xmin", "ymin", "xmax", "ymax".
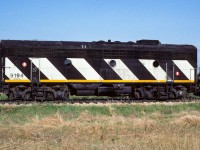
[
  {"xmin": 169, "ymin": 92, "xmax": 176, "ymax": 99},
  {"xmin": 134, "ymin": 91, "xmax": 141, "ymax": 99},
  {"xmin": 63, "ymin": 91, "xmax": 70, "ymax": 101},
  {"xmin": 24, "ymin": 93, "xmax": 31, "ymax": 100},
  {"xmin": 9, "ymin": 93, "xmax": 14, "ymax": 100},
  {"xmin": 46, "ymin": 92, "xmax": 54, "ymax": 101}
]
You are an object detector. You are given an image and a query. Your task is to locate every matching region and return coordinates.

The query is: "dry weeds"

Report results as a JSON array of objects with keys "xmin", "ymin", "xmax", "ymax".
[
  {"xmin": 1, "ymin": 107, "xmax": 200, "ymax": 149},
  {"xmin": 172, "ymin": 113, "xmax": 200, "ymax": 127},
  {"xmin": 0, "ymin": 104, "xmax": 200, "ymax": 150}
]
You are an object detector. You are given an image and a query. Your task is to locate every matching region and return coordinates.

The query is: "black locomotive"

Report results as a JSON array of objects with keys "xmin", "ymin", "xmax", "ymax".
[{"xmin": 0, "ymin": 39, "xmax": 197, "ymax": 100}]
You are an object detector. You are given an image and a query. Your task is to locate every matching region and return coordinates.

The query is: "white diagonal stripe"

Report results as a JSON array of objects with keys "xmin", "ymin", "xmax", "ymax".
[
  {"xmin": 173, "ymin": 60, "xmax": 194, "ymax": 80},
  {"xmin": 104, "ymin": 59, "xmax": 138, "ymax": 80},
  {"xmin": 70, "ymin": 58, "xmax": 103, "ymax": 80},
  {"xmin": 5, "ymin": 57, "xmax": 29, "ymax": 80},
  {"xmin": 29, "ymin": 58, "xmax": 66, "ymax": 80},
  {"xmin": 139, "ymin": 59, "xmax": 166, "ymax": 80}
]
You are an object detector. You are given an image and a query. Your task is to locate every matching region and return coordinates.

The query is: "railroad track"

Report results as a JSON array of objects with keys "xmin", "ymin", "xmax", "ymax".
[{"xmin": 0, "ymin": 97, "xmax": 199, "ymax": 105}]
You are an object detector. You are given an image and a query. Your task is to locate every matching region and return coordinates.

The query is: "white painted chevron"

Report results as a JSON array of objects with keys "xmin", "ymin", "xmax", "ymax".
[
  {"xmin": 5, "ymin": 57, "xmax": 29, "ymax": 80},
  {"xmin": 29, "ymin": 58, "xmax": 66, "ymax": 80},
  {"xmin": 69, "ymin": 58, "xmax": 103, "ymax": 80},
  {"xmin": 139, "ymin": 59, "xmax": 166, "ymax": 80},
  {"xmin": 173, "ymin": 60, "xmax": 195, "ymax": 80},
  {"xmin": 104, "ymin": 59, "xmax": 138, "ymax": 80}
]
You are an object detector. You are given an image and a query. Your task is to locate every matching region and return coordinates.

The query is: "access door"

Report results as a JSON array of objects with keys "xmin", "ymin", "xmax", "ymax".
[
  {"xmin": 30, "ymin": 58, "xmax": 40, "ymax": 83},
  {"xmin": 166, "ymin": 61, "xmax": 174, "ymax": 82}
]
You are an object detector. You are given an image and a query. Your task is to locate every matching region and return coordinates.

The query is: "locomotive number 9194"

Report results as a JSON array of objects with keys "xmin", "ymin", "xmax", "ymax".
[{"xmin": 10, "ymin": 73, "xmax": 24, "ymax": 79}]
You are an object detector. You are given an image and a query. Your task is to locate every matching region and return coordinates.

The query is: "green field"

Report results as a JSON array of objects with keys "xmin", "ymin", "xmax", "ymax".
[{"xmin": 0, "ymin": 102, "xmax": 200, "ymax": 149}]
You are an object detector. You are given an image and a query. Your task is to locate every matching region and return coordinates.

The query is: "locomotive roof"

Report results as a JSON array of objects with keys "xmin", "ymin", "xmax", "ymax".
[{"xmin": 0, "ymin": 39, "xmax": 197, "ymax": 51}]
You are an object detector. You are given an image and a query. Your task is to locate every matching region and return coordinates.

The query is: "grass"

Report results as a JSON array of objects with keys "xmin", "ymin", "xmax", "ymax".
[
  {"xmin": 0, "ymin": 104, "xmax": 110, "ymax": 124},
  {"xmin": 0, "ymin": 102, "xmax": 200, "ymax": 149},
  {"xmin": 113, "ymin": 103, "xmax": 200, "ymax": 116},
  {"xmin": 1, "ymin": 102, "xmax": 200, "ymax": 123},
  {"xmin": 0, "ymin": 93, "xmax": 8, "ymax": 100}
]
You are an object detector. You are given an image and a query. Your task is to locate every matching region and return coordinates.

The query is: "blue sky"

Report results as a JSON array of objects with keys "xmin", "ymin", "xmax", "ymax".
[{"xmin": 0, "ymin": 0, "xmax": 200, "ymax": 64}]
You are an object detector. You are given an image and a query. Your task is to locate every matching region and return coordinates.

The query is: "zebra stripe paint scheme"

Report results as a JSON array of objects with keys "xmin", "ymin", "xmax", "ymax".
[
  {"xmin": 104, "ymin": 59, "xmax": 138, "ymax": 80},
  {"xmin": 139, "ymin": 59, "xmax": 167, "ymax": 81},
  {"xmin": 159, "ymin": 60, "xmax": 189, "ymax": 81},
  {"xmin": 4, "ymin": 57, "xmax": 195, "ymax": 82},
  {"xmin": 29, "ymin": 58, "xmax": 66, "ymax": 80},
  {"xmin": 84, "ymin": 58, "xmax": 121, "ymax": 80},
  {"xmin": 7, "ymin": 56, "xmax": 48, "ymax": 80},
  {"xmin": 48, "ymin": 58, "xmax": 86, "ymax": 80},
  {"xmin": 69, "ymin": 58, "xmax": 103, "ymax": 80},
  {"xmin": 5, "ymin": 57, "xmax": 29, "ymax": 80},
  {"xmin": 121, "ymin": 59, "xmax": 156, "ymax": 80},
  {"xmin": 173, "ymin": 60, "xmax": 195, "ymax": 80}
]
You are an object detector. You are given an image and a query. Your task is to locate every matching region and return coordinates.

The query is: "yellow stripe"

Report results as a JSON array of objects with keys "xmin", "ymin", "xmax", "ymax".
[
  {"xmin": 40, "ymin": 80, "xmax": 167, "ymax": 83},
  {"xmin": 40, "ymin": 80, "xmax": 195, "ymax": 83},
  {"xmin": 5, "ymin": 80, "xmax": 30, "ymax": 83},
  {"xmin": 173, "ymin": 80, "xmax": 195, "ymax": 83},
  {"xmin": 5, "ymin": 79, "xmax": 195, "ymax": 83}
]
